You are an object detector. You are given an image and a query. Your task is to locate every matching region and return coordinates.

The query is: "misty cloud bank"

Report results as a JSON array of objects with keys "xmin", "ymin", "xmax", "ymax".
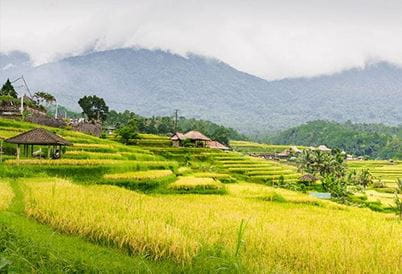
[{"xmin": 1, "ymin": 0, "xmax": 402, "ymax": 80}]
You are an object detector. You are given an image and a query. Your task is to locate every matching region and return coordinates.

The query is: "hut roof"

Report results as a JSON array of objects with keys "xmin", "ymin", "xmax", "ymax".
[
  {"xmin": 207, "ymin": 140, "xmax": 230, "ymax": 150},
  {"xmin": 318, "ymin": 145, "xmax": 331, "ymax": 152},
  {"xmin": 171, "ymin": 132, "xmax": 186, "ymax": 141},
  {"xmin": 5, "ymin": 128, "xmax": 71, "ymax": 146},
  {"xmin": 184, "ymin": 131, "xmax": 211, "ymax": 141}
]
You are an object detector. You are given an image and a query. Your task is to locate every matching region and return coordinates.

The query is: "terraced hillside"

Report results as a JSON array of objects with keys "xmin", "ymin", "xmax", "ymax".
[
  {"xmin": 349, "ymin": 160, "xmax": 402, "ymax": 187},
  {"xmin": 204, "ymin": 151, "xmax": 301, "ymax": 185},
  {"xmin": 349, "ymin": 160, "xmax": 402, "ymax": 206},
  {"xmin": 0, "ymin": 118, "xmax": 401, "ymax": 273}
]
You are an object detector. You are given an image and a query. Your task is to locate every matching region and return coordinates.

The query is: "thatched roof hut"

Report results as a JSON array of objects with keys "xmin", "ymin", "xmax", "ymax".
[
  {"xmin": 171, "ymin": 132, "xmax": 187, "ymax": 141},
  {"xmin": 184, "ymin": 131, "xmax": 211, "ymax": 141},
  {"xmin": 5, "ymin": 128, "xmax": 71, "ymax": 159},
  {"xmin": 170, "ymin": 130, "xmax": 212, "ymax": 147},
  {"xmin": 207, "ymin": 140, "xmax": 230, "ymax": 150},
  {"xmin": 6, "ymin": 128, "xmax": 71, "ymax": 146}
]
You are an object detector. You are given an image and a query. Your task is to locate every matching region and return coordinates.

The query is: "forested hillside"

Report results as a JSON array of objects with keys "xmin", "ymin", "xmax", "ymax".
[
  {"xmin": 106, "ymin": 110, "xmax": 245, "ymax": 145},
  {"xmin": 2, "ymin": 49, "xmax": 402, "ymax": 135},
  {"xmin": 270, "ymin": 120, "xmax": 402, "ymax": 159}
]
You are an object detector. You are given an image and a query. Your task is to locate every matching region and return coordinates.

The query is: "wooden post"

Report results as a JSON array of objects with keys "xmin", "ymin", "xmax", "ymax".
[
  {"xmin": 47, "ymin": 146, "xmax": 51, "ymax": 159},
  {"xmin": 17, "ymin": 144, "xmax": 20, "ymax": 160},
  {"xmin": 31, "ymin": 145, "xmax": 33, "ymax": 157}
]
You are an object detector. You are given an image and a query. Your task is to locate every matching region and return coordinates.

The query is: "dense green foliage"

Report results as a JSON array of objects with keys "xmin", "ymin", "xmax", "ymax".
[
  {"xmin": 33, "ymin": 92, "xmax": 56, "ymax": 105},
  {"xmin": 271, "ymin": 120, "xmax": 402, "ymax": 159},
  {"xmin": 78, "ymin": 95, "xmax": 109, "ymax": 121},
  {"xmin": 0, "ymin": 79, "xmax": 17, "ymax": 98},
  {"xmin": 107, "ymin": 110, "xmax": 245, "ymax": 144}
]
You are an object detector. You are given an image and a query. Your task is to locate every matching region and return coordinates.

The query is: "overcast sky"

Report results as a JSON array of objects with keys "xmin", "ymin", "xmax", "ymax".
[{"xmin": 1, "ymin": 0, "xmax": 402, "ymax": 80}]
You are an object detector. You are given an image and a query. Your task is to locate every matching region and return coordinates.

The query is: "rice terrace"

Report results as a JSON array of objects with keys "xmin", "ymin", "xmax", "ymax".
[
  {"xmin": 0, "ymin": 114, "xmax": 400, "ymax": 273},
  {"xmin": 2, "ymin": 1, "xmax": 402, "ymax": 273}
]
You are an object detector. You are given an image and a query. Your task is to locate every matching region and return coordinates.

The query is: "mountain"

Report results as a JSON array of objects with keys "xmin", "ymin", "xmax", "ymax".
[{"xmin": 1, "ymin": 49, "xmax": 402, "ymax": 135}]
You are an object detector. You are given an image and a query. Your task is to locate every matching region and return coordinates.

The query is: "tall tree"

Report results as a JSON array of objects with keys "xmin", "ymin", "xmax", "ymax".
[
  {"xmin": 34, "ymin": 92, "xmax": 56, "ymax": 105},
  {"xmin": 78, "ymin": 95, "xmax": 109, "ymax": 121},
  {"xmin": 0, "ymin": 79, "xmax": 18, "ymax": 98}
]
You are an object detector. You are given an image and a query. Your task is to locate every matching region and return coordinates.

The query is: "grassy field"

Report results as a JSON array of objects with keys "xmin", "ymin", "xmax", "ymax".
[{"xmin": 0, "ymin": 118, "xmax": 401, "ymax": 273}]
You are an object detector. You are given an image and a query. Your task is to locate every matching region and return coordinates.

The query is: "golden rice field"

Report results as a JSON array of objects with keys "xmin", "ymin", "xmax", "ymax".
[
  {"xmin": 191, "ymin": 172, "xmax": 231, "ymax": 178},
  {"xmin": 104, "ymin": 170, "xmax": 173, "ymax": 180},
  {"xmin": 23, "ymin": 179, "xmax": 402, "ymax": 273},
  {"xmin": 5, "ymin": 159, "xmax": 176, "ymax": 168},
  {"xmin": 0, "ymin": 181, "xmax": 13, "ymax": 211},
  {"xmin": 168, "ymin": 177, "xmax": 225, "ymax": 192}
]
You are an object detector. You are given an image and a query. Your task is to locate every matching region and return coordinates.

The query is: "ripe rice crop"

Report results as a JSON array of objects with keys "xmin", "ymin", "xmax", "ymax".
[
  {"xmin": 246, "ymin": 170, "xmax": 295, "ymax": 176},
  {"xmin": 6, "ymin": 159, "xmax": 124, "ymax": 166},
  {"xmin": 64, "ymin": 151, "xmax": 126, "ymax": 160},
  {"xmin": 119, "ymin": 152, "xmax": 162, "ymax": 161},
  {"xmin": 191, "ymin": 172, "xmax": 237, "ymax": 183},
  {"xmin": 5, "ymin": 159, "xmax": 177, "ymax": 169},
  {"xmin": 0, "ymin": 181, "xmax": 14, "ymax": 210},
  {"xmin": 168, "ymin": 177, "xmax": 226, "ymax": 193},
  {"xmin": 24, "ymin": 180, "xmax": 402, "ymax": 273},
  {"xmin": 102, "ymin": 170, "xmax": 175, "ymax": 191},
  {"xmin": 104, "ymin": 170, "xmax": 173, "ymax": 180},
  {"xmin": 138, "ymin": 133, "xmax": 170, "ymax": 139}
]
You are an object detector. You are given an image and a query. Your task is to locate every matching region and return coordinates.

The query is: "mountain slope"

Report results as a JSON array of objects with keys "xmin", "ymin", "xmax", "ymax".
[{"xmin": 1, "ymin": 49, "xmax": 402, "ymax": 134}]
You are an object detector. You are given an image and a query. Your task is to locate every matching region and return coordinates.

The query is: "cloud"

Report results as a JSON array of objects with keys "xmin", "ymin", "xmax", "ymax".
[{"xmin": 1, "ymin": 0, "xmax": 402, "ymax": 80}]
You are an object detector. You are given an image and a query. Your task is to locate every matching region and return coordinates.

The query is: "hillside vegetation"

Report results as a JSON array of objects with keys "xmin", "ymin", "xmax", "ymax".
[
  {"xmin": 3, "ymin": 49, "xmax": 402, "ymax": 134},
  {"xmin": 0, "ymin": 118, "xmax": 401, "ymax": 273},
  {"xmin": 270, "ymin": 120, "xmax": 402, "ymax": 159}
]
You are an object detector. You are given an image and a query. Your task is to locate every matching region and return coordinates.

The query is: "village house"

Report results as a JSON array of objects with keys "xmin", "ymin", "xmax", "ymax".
[{"xmin": 171, "ymin": 130, "xmax": 229, "ymax": 150}]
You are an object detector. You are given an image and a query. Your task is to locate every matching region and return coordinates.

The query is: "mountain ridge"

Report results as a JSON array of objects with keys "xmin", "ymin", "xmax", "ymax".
[{"xmin": 1, "ymin": 48, "xmax": 402, "ymax": 135}]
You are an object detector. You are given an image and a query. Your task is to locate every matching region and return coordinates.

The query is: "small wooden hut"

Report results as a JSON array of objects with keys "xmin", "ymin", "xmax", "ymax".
[
  {"xmin": 171, "ymin": 131, "xmax": 211, "ymax": 147},
  {"xmin": 171, "ymin": 132, "xmax": 187, "ymax": 147},
  {"xmin": 5, "ymin": 128, "xmax": 71, "ymax": 159}
]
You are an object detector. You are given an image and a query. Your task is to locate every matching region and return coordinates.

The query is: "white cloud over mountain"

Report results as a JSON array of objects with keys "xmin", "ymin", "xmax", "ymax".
[{"xmin": 2, "ymin": 0, "xmax": 402, "ymax": 80}]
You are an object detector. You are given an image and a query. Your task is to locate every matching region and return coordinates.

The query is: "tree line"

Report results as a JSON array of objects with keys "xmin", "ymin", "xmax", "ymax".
[
  {"xmin": 106, "ymin": 110, "xmax": 245, "ymax": 145},
  {"xmin": 269, "ymin": 120, "xmax": 402, "ymax": 159}
]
